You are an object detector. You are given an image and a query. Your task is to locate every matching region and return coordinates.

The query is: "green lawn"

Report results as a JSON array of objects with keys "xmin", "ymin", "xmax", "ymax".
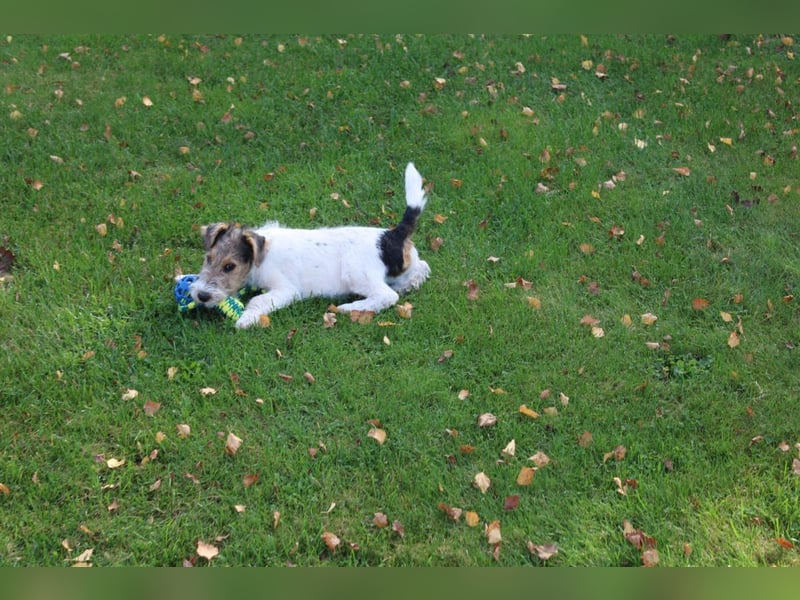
[{"xmin": 1, "ymin": 33, "xmax": 799, "ymax": 566}]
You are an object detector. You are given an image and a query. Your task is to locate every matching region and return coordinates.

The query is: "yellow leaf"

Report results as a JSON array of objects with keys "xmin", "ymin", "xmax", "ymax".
[
  {"xmin": 516, "ymin": 466, "xmax": 536, "ymax": 486},
  {"xmin": 0, "ymin": 482, "xmax": 9, "ymax": 496},
  {"xmin": 621, "ymin": 314, "xmax": 632, "ymax": 327},
  {"xmin": 142, "ymin": 96, "xmax": 153, "ymax": 107},
  {"xmin": 518, "ymin": 404, "xmax": 540, "ymax": 419},
  {"xmin": 176, "ymin": 423, "xmax": 191, "ymax": 438},
  {"xmin": 719, "ymin": 137, "xmax": 733, "ymax": 146},
  {"xmin": 673, "ymin": 167, "xmax": 691, "ymax": 177},
  {"xmin": 526, "ymin": 296, "xmax": 542, "ymax": 309},
  {"xmin": 465, "ymin": 511, "xmax": 480, "ymax": 527},
  {"xmin": 720, "ymin": 311, "xmax": 733, "ymax": 322}
]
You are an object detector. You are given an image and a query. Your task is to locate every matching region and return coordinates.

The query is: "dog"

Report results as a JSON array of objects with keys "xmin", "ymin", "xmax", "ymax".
[{"xmin": 190, "ymin": 162, "xmax": 431, "ymax": 329}]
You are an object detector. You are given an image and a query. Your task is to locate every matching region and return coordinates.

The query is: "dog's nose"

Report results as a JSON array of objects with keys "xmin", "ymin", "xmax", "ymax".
[{"xmin": 197, "ymin": 291, "xmax": 211, "ymax": 303}]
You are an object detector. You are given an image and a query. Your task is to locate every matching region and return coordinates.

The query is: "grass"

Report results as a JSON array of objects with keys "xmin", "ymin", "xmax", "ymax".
[{"xmin": 1, "ymin": 33, "xmax": 799, "ymax": 566}]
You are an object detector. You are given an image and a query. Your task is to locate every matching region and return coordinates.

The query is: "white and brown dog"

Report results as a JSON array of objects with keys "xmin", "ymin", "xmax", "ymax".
[{"xmin": 190, "ymin": 162, "xmax": 431, "ymax": 328}]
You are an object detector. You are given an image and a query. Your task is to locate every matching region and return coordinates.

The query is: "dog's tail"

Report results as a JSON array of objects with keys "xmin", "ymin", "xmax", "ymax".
[{"xmin": 379, "ymin": 162, "xmax": 428, "ymax": 277}]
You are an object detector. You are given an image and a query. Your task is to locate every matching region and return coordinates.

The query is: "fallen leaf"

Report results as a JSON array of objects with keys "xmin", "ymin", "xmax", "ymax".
[
  {"xmin": 692, "ymin": 298, "xmax": 710, "ymax": 311},
  {"xmin": 519, "ymin": 404, "xmax": 540, "ymax": 419},
  {"xmin": 720, "ymin": 311, "xmax": 733, "ymax": 323},
  {"xmin": 243, "ymin": 473, "xmax": 259, "ymax": 487},
  {"xmin": 728, "ymin": 330, "xmax": 741, "ymax": 348},
  {"xmin": 396, "ymin": 302, "xmax": 414, "ymax": 318},
  {"xmin": 603, "ymin": 445, "xmax": 627, "ymax": 463},
  {"xmin": 501, "ymin": 439, "xmax": 516, "ymax": 458},
  {"xmin": 176, "ymin": 423, "xmax": 191, "ymax": 438},
  {"xmin": 477, "ymin": 413, "xmax": 497, "ymax": 427},
  {"xmin": 323, "ymin": 312, "xmax": 337, "ymax": 328},
  {"xmin": 224, "ymin": 432, "xmax": 242, "ymax": 455},
  {"xmin": 464, "ymin": 279, "xmax": 480, "ymax": 301},
  {"xmin": 438, "ymin": 502, "xmax": 462, "ymax": 522},
  {"xmin": 792, "ymin": 458, "xmax": 800, "ymax": 476},
  {"xmin": 591, "ymin": 326, "xmax": 605, "ymax": 338},
  {"xmin": 474, "ymin": 472, "xmax": 491, "ymax": 493},
  {"xmin": 526, "ymin": 296, "xmax": 542, "ymax": 309},
  {"xmin": 503, "ymin": 495, "xmax": 520, "ymax": 511},
  {"xmin": 529, "ymin": 451, "xmax": 550, "ymax": 467},
  {"xmin": 485, "ymin": 520, "xmax": 502, "ymax": 545},
  {"xmin": 642, "ymin": 548, "xmax": 660, "ymax": 567},
  {"xmin": 527, "ymin": 541, "xmax": 559, "ymax": 561},
  {"xmin": 437, "ymin": 349, "xmax": 454, "ymax": 363},
  {"xmin": 579, "ymin": 243, "xmax": 595, "ymax": 255},
  {"xmin": 458, "ymin": 389, "xmax": 470, "ymax": 400},
  {"xmin": 368, "ymin": 427, "xmax": 387, "ymax": 445},
  {"xmin": 73, "ymin": 548, "xmax": 94, "ymax": 563},
  {"xmin": 516, "ymin": 466, "xmax": 536, "ymax": 486},
  {"xmin": 121, "ymin": 388, "xmax": 138, "ymax": 401},
  {"xmin": 673, "ymin": 166, "xmax": 691, "ymax": 176},
  {"xmin": 142, "ymin": 96, "xmax": 153, "ymax": 107},
  {"xmin": 641, "ymin": 313, "xmax": 658, "ymax": 325},
  {"xmin": 199, "ymin": 387, "xmax": 217, "ymax": 396},
  {"xmin": 373, "ymin": 512, "xmax": 389, "ymax": 528},
  {"xmin": 143, "ymin": 400, "xmax": 161, "ymax": 417},
  {"xmin": 106, "ymin": 458, "xmax": 125, "ymax": 469},
  {"xmin": 196, "ymin": 540, "xmax": 219, "ymax": 561},
  {"xmin": 0, "ymin": 483, "xmax": 9, "ymax": 496},
  {"xmin": 578, "ymin": 431, "xmax": 593, "ymax": 447},
  {"xmin": 392, "ymin": 520, "xmax": 405, "ymax": 537},
  {"xmin": 776, "ymin": 537, "xmax": 795, "ymax": 549},
  {"xmin": 580, "ymin": 314, "xmax": 600, "ymax": 326},
  {"xmin": 465, "ymin": 511, "xmax": 480, "ymax": 527},
  {"xmin": 350, "ymin": 310, "xmax": 375, "ymax": 324}
]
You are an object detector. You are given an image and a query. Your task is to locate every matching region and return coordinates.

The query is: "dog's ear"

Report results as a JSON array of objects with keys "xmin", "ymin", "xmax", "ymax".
[
  {"xmin": 242, "ymin": 229, "xmax": 268, "ymax": 267},
  {"xmin": 200, "ymin": 223, "xmax": 231, "ymax": 250}
]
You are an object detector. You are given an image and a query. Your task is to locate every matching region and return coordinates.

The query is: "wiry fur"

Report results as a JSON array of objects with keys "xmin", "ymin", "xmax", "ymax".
[{"xmin": 190, "ymin": 162, "xmax": 431, "ymax": 329}]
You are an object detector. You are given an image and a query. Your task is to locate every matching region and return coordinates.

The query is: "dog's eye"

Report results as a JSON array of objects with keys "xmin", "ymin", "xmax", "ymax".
[{"xmin": 223, "ymin": 263, "xmax": 236, "ymax": 273}]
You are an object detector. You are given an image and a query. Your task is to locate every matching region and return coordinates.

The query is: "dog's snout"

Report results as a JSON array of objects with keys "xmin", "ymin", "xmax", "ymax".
[{"xmin": 197, "ymin": 290, "xmax": 212, "ymax": 303}]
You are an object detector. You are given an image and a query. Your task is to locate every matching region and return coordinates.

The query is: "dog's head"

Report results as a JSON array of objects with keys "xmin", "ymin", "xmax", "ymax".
[{"xmin": 189, "ymin": 223, "xmax": 267, "ymax": 306}]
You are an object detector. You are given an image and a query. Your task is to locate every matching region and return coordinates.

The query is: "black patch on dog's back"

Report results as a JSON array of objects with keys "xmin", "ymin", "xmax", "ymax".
[{"xmin": 379, "ymin": 206, "xmax": 421, "ymax": 276}]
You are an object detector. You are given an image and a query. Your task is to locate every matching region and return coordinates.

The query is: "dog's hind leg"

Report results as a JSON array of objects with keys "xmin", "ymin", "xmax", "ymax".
[{"xmin": 336, "ymin": 283, "xmax": 399, "ymax": 314}]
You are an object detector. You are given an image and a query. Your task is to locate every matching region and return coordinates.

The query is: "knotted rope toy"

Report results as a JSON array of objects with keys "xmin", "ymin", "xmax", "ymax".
[{"xmin": 174, "ymin": 274, "xmax": 261, "ymax": 322}]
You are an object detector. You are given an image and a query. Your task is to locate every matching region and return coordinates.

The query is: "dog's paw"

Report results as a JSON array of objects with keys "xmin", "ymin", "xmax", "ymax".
[{"xmin": 234, "ymin": 309, "xmax": 262, "ymax": 329}]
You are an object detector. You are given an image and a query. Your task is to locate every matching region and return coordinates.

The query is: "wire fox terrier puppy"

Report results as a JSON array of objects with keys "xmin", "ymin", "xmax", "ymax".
[{"xmin": 190, "ymin": 162, "xmax": 431, "ymax": 329}]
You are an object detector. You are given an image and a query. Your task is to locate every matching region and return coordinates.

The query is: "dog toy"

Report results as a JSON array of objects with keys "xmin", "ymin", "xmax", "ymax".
[{"xmin": 174, "ymin": 274, "xmax": 259, "ymax": 321}]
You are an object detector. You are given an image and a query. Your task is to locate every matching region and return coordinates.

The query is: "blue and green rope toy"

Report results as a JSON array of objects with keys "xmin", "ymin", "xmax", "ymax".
[{"xmin": 174, "ymin": 274, "xmax": 261, "ymax": 322}]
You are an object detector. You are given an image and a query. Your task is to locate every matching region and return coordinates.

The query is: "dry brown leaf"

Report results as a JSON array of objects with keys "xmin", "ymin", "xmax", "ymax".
[
  {"xmin": 396, "ymin": 302, "xmax": 414, "ymax": 318},
  {"xmin": 591, "ymin": 326, "xmax": 605, "ymax": 338},
  {"xmin": 673, "ymin": 166, "xmax": 691, "ymax": 176},
  {"xmin": 485, "ymin": 520, "xmax": 502, "ymax": 545},
  {"xmin": 641, "ymin": 313, "xmax": 658, "ymax": 325},
  {"xmin": 464, "ymin": 279, "xmax": 479, "ymax": 301},
  {"xmin": 477, "ymin": 413, "xmax": 497, "ymax": 427},
  {"xmin": 580, "ymin": 314, "xmax": 600, "ymax": 326},
  {"xmin": 501, "ymin": 439, "xmax": 516, "ymax": 458},
  {"xmin": 728, "ymin": 330, "xmax": 741, "ymax": 348},
  {"xmin": 143, "ymin": 400, "xmax": 161, "ymax": 417},
  {"xmin": 0, "ymin": 482, "xmax": 10, "ymax": 496},
  {"xmin": 503, "ymin": 495, "xmax": 520, "ymax": 511},
  {"xmin": 438, "ymin": 502, "xmax": 462, "ymax": 522},
  {"xmin": 527, "ymin": 541, "xmax": 559, "ymax": 561},
  {"xmin": 474, "ymin": 471, "xmax": 491, "ymax": 493},
  {"xmin": 243, "ymin": 473, "xmax": 259, "ymax": 487},
  {"xmin": 373, "ymin": 512, "xmax": 389, "ymax": 528},
  {"xmin": 176, "ymin": 423, "xmax": 191, "ymax": 439},
  {"xmin": 368, "ymin": 427, "xmax": 387, "ymax": 445},
  {"xmin": 578, "ymin": 431, "xmax": 593, "ymax": 447},
  {"xmin": 199, "ymin": 387, "xmax": 217, "ymax": 396},
  {"xmin": 121, "ymin": 388, "xmax": 139, "ymax": 401},
  {"xmin": 642, "ymin": 548, "xmax": 660, "ymax": 567},
  {"xmin": 603, "ymin": 444, "xmax": 627, "ymax": 463},
  {"xmin": 323, "ymin": 312, "xmax": 337, "ymax": 328},
  {"xmin": 529, "ymin": 451, "xmax": 551, "ymax": 467},
  {"xmin": 350, "ymin": 310, "xmax": 375, "ymax": 324},
  {"xmin": 196, "ymin": 540, "xmax": 219, "ymax": 561},
  {"xmin": 321, "ymin": 531, "xmax": 341, "ymax": 552},
  {"xmin": 392, "ymin": 520, "xmax": 405, "ymax": 537},
  {"xmin": 692, "ymin": 298, "xmax": 710, "ymax": 311},
  {"xmin": 516, "ymin": 466, "xmax": 536, "ymax": 486},
  {"xmin": 225, "ymin": 432, "xmax": 242, "ymax": 455}
]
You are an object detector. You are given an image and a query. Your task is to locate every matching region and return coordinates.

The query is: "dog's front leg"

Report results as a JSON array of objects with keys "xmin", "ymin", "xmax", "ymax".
[{"xmin": 235, "ymin": 290, "xmax": 298, "ymax": 329}]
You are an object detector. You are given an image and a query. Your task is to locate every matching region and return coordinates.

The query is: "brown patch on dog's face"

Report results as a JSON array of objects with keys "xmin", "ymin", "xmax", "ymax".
[{"xmin": 193, "ymin": 223, "xmax": 267, "ymax": 303}]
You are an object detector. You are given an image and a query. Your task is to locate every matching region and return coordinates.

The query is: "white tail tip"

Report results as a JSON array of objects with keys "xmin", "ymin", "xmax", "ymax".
[{"xmin": 404, "ymin": 162, "xmax": 426, "ymax": 210}]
